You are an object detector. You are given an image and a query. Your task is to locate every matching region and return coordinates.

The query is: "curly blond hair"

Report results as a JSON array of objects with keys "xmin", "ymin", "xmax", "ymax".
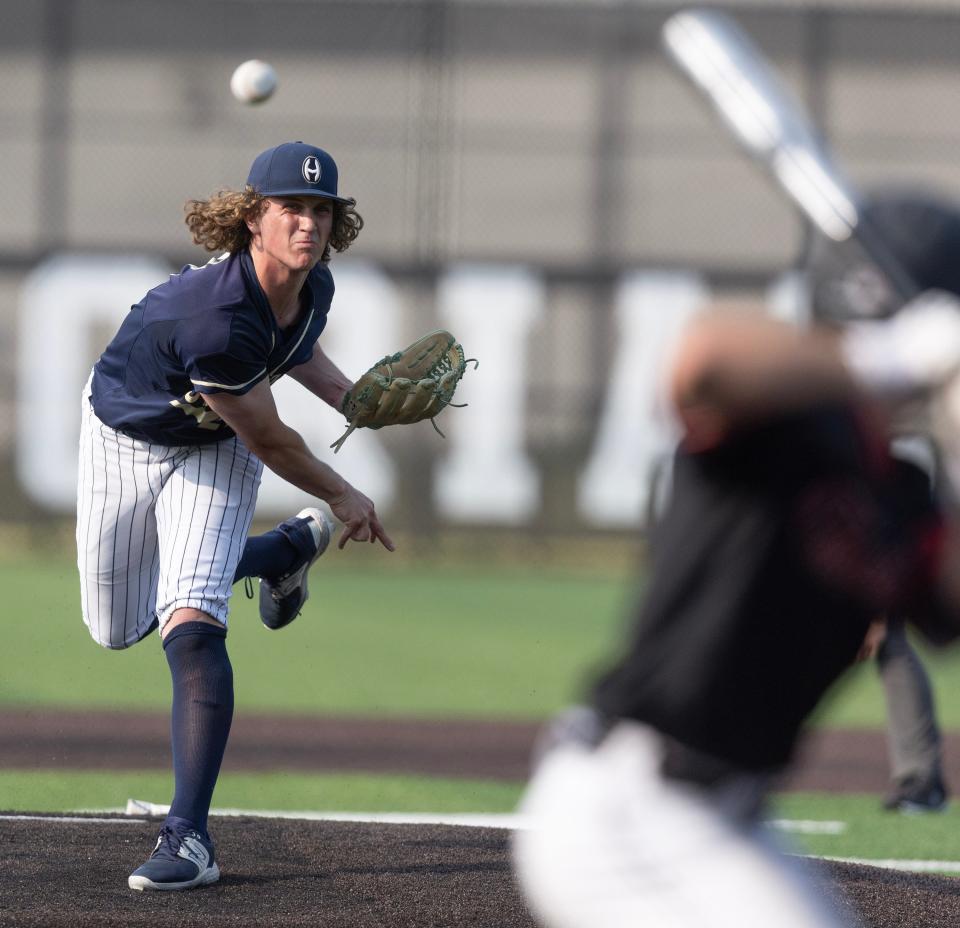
[{"xmin": 184, "ymin": 187, "xmax": 363, "ymax": 262}]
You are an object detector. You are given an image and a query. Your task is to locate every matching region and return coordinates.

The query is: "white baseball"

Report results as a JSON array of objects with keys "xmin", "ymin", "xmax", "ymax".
[{"xmin": 230, "ymin": 59, "xmax": 277, "ymax": 104}]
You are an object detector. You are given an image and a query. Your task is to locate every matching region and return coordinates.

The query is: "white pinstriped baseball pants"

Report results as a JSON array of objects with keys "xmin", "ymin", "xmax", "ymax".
[
  {"xmin": 77, "ymin": 381, "xmax": 263, "ymax": 649},
  {"xmin": 512, "ymin": 721, "xmax": 854, "ymax": 928}
]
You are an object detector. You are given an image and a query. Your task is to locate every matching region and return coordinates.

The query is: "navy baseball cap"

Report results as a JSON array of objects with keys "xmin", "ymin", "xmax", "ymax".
[
  {"xmin": 246, "ymin": 141, "xmax": 352, "ymax": 202},
  {"xmin": 807, "ymin": 188, "xmax": 960, "ymax": 323}
]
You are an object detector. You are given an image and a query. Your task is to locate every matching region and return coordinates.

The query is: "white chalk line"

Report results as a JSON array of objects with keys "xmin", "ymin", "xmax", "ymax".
[
  {"xmin": 820, "ymin": 856, "xmax": 960, "ymax": 874},
  {"xmin": 7, "ymin": 806, "xmax": 959, "ymax": 874},
  {"xmin": 120, "ymin": 803, "xmax": 843, "ymax": 834},
  {"xmin": 126, "ymin": 798, "xmax": 528, "ymax": 829},
  {"xmin": 767, "ymin": 818, "xmax": 846, "ymax": 835},
  {"xmin": 0, "ymin": 801, "xmax": 846, "ymax": 834},
  {"xmin": 0, "ymin": 814, "xmax": 148, "ymax": 824}
]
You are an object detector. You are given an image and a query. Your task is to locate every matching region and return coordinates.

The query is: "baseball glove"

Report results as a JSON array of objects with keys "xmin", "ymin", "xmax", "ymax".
[{"xmin": 331, "ymin": 330, "xmax": 475, "ymax": 453}]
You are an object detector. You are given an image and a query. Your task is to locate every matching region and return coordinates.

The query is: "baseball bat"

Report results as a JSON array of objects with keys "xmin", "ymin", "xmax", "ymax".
[{"xmin": 661, "ymin": 8, "xmax": 919, "ymax": 306}]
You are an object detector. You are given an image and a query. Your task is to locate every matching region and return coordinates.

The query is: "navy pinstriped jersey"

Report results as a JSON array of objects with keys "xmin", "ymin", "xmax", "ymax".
[{"xmin": 90, "ymin": 250, "xmax": 333, "ymax": 445}]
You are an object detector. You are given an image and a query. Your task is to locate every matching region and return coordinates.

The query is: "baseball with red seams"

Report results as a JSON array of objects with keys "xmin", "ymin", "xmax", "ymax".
[{"xmin": 230, "ymin": 59, "xmax": 277, "ymax": 104}]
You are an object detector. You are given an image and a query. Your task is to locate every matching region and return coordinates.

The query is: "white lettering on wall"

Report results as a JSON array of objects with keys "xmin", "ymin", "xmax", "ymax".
[
  {"xmin": 577, "ymin": 272, "xmax": 708, "ymax": 527},
  {"xmin": 435, "ymin": 264, "xmax": 544, "ymax": 523},
  {"xmin": 766, "ymin": 270, "xmax": 808, "ymax": 327},
  {"xmin": 17, "ymin": 255, "xmax": 173, "ymax": 509},
  {"xmin": 17, "ymin": 255, "xmax": 809, "ymax": 527}
]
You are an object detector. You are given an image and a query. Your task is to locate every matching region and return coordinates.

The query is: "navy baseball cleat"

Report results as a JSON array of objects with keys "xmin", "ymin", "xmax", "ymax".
[
  {"xmin": 259, "ymin": 507, "xmax": 333, "ymax": 630},
  {"xmin": 128, "ymin": 823, "xmax": 219, "ymax": 891}
]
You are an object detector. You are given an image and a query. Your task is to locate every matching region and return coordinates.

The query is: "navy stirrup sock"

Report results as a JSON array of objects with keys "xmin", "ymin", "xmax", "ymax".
[
  {"xmin": 233, "ymin": 529, "xmax": 300, "ymax": 584},
  {"xmin": 163, "ymin": 621, "xmax": 234, "ymax": 834}
]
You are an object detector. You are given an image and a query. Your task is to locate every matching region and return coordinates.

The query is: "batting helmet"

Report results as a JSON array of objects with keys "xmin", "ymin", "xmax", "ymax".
[{"xmin": 805, "ymin": 188, "xmax": 960, "ymax": 325}]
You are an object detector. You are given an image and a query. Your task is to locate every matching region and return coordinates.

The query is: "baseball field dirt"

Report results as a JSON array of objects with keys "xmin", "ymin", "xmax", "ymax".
[
  {"xmin": 2, "ymin": 814, "xmax": 960, "ymax": 928},
  {"xmin": 4, "ymin": 709, "xmax": 960, "ymax": 926},
  {"xmin": 6, "ymin": 708, "xmax": 960, "ymax": 792}
]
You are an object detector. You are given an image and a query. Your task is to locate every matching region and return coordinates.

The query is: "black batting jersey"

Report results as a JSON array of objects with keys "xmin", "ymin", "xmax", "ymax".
[
  {"xmin": 90, "ymin": 250, "xmax": 333, "ymax": 445},
  {"xmin": 592, "ymin": 404, "xmax": 949, "ymax": 771}
]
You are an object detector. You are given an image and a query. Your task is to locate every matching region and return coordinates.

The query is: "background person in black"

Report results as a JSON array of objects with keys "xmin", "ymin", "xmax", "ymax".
[
  {"xmin": 513, "ymin": 301, "xmax": 960, "ymax": 928},
  {"xmin": 805, "ymin": 189, "xmax": 960, "ymax": 813}
]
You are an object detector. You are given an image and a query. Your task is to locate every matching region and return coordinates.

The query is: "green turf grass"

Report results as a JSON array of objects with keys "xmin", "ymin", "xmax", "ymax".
[
  {"xmin": 10, "ymin": 557, "xmax": 960, "ymax": 727},
  {"xmin": 769, "ymin": 792, "xmax": 960, "ymax": 865},
  {"xmin": 0, "ymin": 770, "xmax": 525, "ymax": 815},
  {"xmin": 1, "ymin": 559, "xmax": 630, "ymax": 717}
]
